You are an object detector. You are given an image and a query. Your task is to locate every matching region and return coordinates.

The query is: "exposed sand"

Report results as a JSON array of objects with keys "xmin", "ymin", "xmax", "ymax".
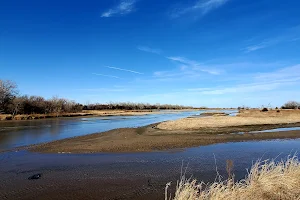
[
  {"xmin": 26, "ymin": 109, "xmax": 300, "ymax": 153},
  {"xmin": 157, "ymin": 109, "xmax": 300, "ymax": 130},
  {"xmin": 29, "ymin": 123, "xmax": 300, "ymax": 153}
]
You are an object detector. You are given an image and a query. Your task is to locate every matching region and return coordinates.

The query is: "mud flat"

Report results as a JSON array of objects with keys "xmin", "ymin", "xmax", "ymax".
[
  {"xmin": 29, "ymin": 122, "xmax": 300, "ymax": 153},
  {"xmin": 28, "ymin": 109, "xmax": 300, "ymax": 153}
]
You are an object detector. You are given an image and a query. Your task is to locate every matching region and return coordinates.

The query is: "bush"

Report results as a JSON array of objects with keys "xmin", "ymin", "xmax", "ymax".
[
  {"xmin": 282, "ymin": 101, "xmax": 300, "ymax": 109},
  {"xmin": 261, "ymin": 108, "xmax": 268, "ymax": 112}
]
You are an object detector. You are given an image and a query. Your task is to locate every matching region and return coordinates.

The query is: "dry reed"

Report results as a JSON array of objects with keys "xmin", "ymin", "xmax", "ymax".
[{"xmin": 166, "ymin": 155, "xmax": 300, "ymax": 200}]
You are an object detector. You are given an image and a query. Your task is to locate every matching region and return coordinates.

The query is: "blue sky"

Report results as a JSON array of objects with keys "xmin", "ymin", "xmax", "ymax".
[{"xmin": 1, "ymin": 0, "xmax": 300, "ymax": 107}]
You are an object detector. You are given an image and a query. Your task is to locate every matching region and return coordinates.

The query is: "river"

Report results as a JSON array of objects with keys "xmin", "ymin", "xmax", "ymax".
[
  {"xmin": 1, "ymin": 109, "xmax": 299, "ymax": 200},
  {"xmin": 0, "ymin": 110, "xmax": 236, "ymax": 151}
]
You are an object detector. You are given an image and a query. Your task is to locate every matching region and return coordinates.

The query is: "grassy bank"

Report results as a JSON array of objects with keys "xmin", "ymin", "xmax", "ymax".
[
  {"xmin": 158, "ymin": 109, "xmax": 300, "ymax": 130},
  {"xmin": 0, "ymin": 112, "xmax": 94, "ymax": 121},
  {"xmin": 167, "ymin": 155, "xmax": 300, "ymax": 200}
]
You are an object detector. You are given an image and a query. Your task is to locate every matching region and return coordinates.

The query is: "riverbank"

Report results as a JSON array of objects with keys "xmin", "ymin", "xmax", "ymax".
[
  {"xmin": 0, "ymin": 109, "xmax": 202, "ymax": 121},
  {"xmin": 2, "ymin": 140, "xmax": 299, "ymax": 200},
  {"xmin": 157, "ymin": 109, "xmax": 300, "ymax": 130},
  {"xmin": 29, "ymin": 122, "xmax": 300, "ymax": 153},
  {"xmin": 0, "ymin": 113, "xmax": 94, "ymax": 121}
]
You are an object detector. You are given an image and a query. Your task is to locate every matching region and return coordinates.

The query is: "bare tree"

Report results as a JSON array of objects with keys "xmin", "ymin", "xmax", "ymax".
[
  {"xmin": 0, "ymin": 80, "xmax": 18, "ymax": 113},
  {"xmin": 282, "ymin": 101, "xmax": 300, "ymax": 109}
]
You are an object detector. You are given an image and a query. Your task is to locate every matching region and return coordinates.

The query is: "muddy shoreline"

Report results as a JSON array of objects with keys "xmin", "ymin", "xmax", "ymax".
[{"xmin": 29, "ymin": 122, "xmax": 300, "ymax": 153}]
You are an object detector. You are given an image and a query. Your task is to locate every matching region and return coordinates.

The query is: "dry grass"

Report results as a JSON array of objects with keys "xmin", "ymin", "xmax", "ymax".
[
  {"xmin": 0, "ymin": 113, "xmax": 92, "ymax": 121},
  {"xmin": 158, "ymin": 110, "xmax": 300, "ymax": 130},
  {"xmin": 166, "ymin": 155, "xmax": 300, "ymax": 200},
  {"xmin": 238, "ymin": 109, "xmax": 300, "ymax": 117}
]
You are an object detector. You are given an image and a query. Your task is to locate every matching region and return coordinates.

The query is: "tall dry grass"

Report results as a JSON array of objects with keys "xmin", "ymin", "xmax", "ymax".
[{"xmin": 166, "ymin": 155, "xmax": 300, "ymax": 200}]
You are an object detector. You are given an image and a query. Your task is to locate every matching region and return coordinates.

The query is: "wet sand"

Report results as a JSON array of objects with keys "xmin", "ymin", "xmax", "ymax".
[
  {"xmin": 2, "ymin": 140, "xmax": 300, "ymax": 200},
  {"xmin": 29, "ymin": 122, "xmax": 300, "ymax": 153}
]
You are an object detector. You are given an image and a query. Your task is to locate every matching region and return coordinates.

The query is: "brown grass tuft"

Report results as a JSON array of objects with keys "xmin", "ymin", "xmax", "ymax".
[{"xmin": 166, "ymin": 155, "xmax": 300, "ymax": 200}]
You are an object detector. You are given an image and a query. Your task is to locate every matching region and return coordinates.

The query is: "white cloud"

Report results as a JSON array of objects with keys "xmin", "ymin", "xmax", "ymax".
[
  {"xmin": 78, "ymin": 88, "xmax": 128, "ymax": 92},
  {"xmin": 244, "ymin": 26, "xmax": 300, "ymax": 52},
  {"xmin": 137, "ymin": 46, "xmax": 162, "ymax": 54},
  {"xmin": 170, "ymin": 0, "xmax": 230, "ymax": 18},
  {"xmin": 101, "ymin": 0, "xmax": 136, "ymax": 18},
  {"xmin": 244, "ymin": 43, "xmax": 268, "ymax": 52},
  {"xmin": 105, "ymin": 66, "xmax": 144, "ymax": 74},
  {"xmin": 92, "ymin": 73, "xmax": 121, "ymax": 79},
  {"xmin": 188, "ymin": 65, "xmax": 300, "ymax": 94},
  {"xmin": 255, "ymin": 64, "xmax": 300, "ymax": 81},
  {"xmin": 166, "ymin": 56, "xmax": 222, "ymax": 75}
]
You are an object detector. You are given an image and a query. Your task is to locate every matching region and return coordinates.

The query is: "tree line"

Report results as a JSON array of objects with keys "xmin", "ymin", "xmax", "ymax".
[
  {"xmin": 0, "ymin": 79, "xmax": 194, "ymax": 116},
  {"xmin": 83, "ymin": 103, "xmax": 193, "ymax": 110},
  {"xmin": 0, "ymin": 80, "xmax": 83, "ymax": 116}
]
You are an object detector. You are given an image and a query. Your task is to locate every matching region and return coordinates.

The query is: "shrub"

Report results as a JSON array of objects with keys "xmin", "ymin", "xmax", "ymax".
[
  {"xmin": 261, "ymin": 108, "xmax": 268, "ymax": 112},
  {"xmin": 282, "ymin": 101, "xmax": 300, "ymax": 109}
]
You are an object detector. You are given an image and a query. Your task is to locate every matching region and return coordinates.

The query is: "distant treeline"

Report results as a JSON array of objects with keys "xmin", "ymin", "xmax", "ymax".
[
  {"xmin": 238, "ymin": 101, "xmax": 300, "ymax": 110},
  {"xmin": 83, "ymin": 103, "xmax": 193, "ymax": 110},
  {"xmin": 0, "ymin": 79, "xmax": 194, "ymax": 116}
]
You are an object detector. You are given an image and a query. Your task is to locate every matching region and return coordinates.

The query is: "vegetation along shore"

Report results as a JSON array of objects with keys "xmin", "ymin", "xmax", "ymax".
[
  {"xmin": 0, "ymin": 79, "xmax": 200, "ymax": 121},
  {"xmin": 167, "ymin": 155, "xmax": 300, "ymax": 200}
]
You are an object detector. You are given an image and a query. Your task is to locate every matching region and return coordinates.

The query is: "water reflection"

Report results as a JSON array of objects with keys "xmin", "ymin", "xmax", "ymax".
[{"xmin": 1, "ymin": 110, "xmax": 237, "ymax": 150}]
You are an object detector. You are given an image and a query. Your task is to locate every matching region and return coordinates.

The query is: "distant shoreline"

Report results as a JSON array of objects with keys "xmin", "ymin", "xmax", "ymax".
[{"xmin": 0, "ymin": 108, "xmax": 235, "ymax": 121}]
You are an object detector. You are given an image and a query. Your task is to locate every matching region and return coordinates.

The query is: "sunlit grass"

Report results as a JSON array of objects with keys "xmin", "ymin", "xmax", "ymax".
[{"xmin": 166, "ymin": 155, "xmax": 300, "ymax": 200}]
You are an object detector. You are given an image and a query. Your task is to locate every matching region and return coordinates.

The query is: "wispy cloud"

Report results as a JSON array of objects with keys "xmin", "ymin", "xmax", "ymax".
[
  {"xmin": 166, "ymin": 56, "xmax": 222, "ymax": 75},
  {"xmin": 92, "ymin": 73, "xmax": 121, "ymax": 79},
  {"xmin": 170, "ymin": 0, "xmax": 230, "ymax": 18},
  {"xmin": 105, "ymin": 66, "xmax": 144, "ymax": 74},
  {"xmin": 77, "ymin": 88, "xmax": 128, "ymax": 92},
  {"xmin": 244, "ymin": 26, "xmax": 300, "ymax": 52},
  {"xmin": 101, "ymin": 0, "xmax": 136, "ymax": 18},
  {"xmin": 188, "ymin": 64, "xmax": 300, "ymax": 94},
  {"xmin": 255, "ymin": 64, "xmax": 300, "ymax": 81},
  {"xmin": 137, "ymin": 46, "xmax": 162, "ymax": 54},
  {"xmin": 244, "ymin": 40, "xmax": 280, "ymax": 53}
]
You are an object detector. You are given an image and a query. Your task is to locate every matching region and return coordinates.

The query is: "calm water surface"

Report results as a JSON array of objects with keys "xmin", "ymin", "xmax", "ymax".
[
  {"xmin": 0, "ymin": 110, "xmax": 237, "ymax": 150},
  {"xmin": 0, "ymin": 139, "xmax": 299, "ymax": 200}
]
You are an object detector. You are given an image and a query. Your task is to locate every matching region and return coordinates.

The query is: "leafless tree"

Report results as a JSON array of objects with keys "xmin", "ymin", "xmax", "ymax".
[{"xmin": 0, "ymin": 80, "xmax": 18, "ymax": 113}]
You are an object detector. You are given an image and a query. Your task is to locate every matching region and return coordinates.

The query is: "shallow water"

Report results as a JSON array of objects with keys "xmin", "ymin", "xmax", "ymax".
[
  {"xmin": 0, "ymin": 110, "xmax": 237, "ymax": 150},
  {"xmin": 252, "ymin": 127, "xmax": 300, "ymax": 133},
  {"xmin": 231, "ymin": 126, "xmax": 300, "ymax": 135},
  {"xmin": 0, "ymin": 139, "xmax": 299, "ymax": 200}
]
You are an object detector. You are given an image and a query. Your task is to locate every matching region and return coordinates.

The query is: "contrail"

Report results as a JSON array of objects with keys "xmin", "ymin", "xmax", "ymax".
[
  {"xmin": 105, "ymin": 66, "xmax": 143, "ymax": 74},
  {"xmin": 92, "ymin": 73, "xmax": 121, "ymax": 79}
]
